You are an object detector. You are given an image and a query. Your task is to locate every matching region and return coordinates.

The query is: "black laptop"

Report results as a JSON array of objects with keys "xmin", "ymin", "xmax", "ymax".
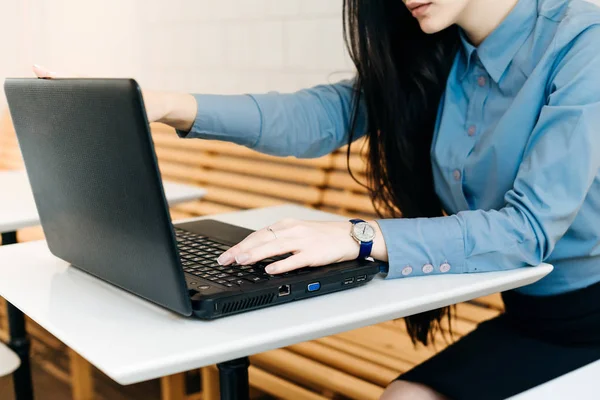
[{"xmin": 4, "ymin": 78, "xmax": 384, "ymax": 319}]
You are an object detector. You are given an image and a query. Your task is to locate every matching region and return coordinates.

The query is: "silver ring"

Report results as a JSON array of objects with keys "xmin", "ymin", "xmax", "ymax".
[{"xmin": 267, "ymin": 226, "xmax": 278, "ymax": 240}]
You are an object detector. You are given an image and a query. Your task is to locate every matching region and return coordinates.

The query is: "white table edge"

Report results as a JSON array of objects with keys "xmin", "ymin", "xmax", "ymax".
[{"xmin": 109, "ymin": 264, "xmax": 553, "ymax": 384}]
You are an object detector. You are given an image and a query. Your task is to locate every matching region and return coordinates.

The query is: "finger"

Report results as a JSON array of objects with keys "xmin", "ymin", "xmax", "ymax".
[
  {"xmin": 265, "ymin": 254, "xmax": 311, "ymax": 275},
  {"xmin": 32, "ymin": 64, "xmax": 57, "ymax": 79},
  {"xmin": 235, "ymin": 239, "xmax": 302, "ymax": 266},
  {"xmin": 217, "ymin": 229, "xmax": 273, "ymax": 265}
]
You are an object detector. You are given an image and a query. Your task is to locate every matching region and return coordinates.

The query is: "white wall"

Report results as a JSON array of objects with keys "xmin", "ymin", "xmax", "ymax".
[
  {"xmin": 0, "ymin": 0, "xmax": 353, "ymax": 108},
  {"xmin": 4, "ymin": 0, "xmax": 599, "ymax": 109}
]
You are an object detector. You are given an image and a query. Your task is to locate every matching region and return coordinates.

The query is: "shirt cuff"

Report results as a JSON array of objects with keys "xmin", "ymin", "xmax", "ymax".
[
  {"xmin": 176, "ymin": 94, "xmax": 262, "ymax": 147},
  {"xmin": 376, "ymin": 216, "xmax": 465, "ymax": 279}
]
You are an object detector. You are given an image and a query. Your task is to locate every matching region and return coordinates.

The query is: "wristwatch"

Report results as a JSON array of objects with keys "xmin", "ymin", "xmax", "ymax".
[{"xmin": 349, "ymin": 219, "xmax": 376, "ymax": 259}]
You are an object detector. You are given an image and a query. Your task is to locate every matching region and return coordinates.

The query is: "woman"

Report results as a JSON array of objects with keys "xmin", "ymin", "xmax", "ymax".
[{"xmin": 35, "ymin": 0, "xmax": 600, "ymax": 398}]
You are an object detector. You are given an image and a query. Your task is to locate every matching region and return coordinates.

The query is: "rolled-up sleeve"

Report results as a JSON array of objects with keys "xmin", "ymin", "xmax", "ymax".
[
  {"xmin": 179, "ymin": 79, "xmax": 367, "ymax": 158},
  {"xmin": 378, "ymin": 27, "xmax": 600, "ymax": 280}
]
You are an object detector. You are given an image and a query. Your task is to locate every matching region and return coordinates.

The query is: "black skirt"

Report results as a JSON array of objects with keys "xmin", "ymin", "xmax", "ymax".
[{"xmin": 397, "ymin": 281, "xmax": 600, "ymax": 400}]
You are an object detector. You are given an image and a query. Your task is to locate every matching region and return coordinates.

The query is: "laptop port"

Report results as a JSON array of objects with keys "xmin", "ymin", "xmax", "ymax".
[
  {"xmin": 343, "ymin": 277, "xmax": 355, "ymax": 285},
  {"xmin": 356, "ymin": 274, "xmax": 367, "ymax": 282},
  {"xmin": 307, "ymin": 282, "xmax": 321, "ymax": 292},
  {"xmin": 278, "ymin": 284, "xmax": 291, "ymax": 297}
]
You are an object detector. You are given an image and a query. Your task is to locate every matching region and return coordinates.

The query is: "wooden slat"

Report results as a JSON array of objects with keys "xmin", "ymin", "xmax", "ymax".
[
  {"xmin": 474, "ymin": 294, "xmax": 504, "ymax": 311},
  {"xmin": 156, "ymin": 147, "xmax": 328, "ymax": 187},
  {"xmin": 455, "ymin": 303, "xmax": 501, "ymax": 323},
  {"xmin": 68, "ymin": 348, "xmax": 94, "ymax": 400},
  {"xmin": 251, "ymin": 349, "xmax": 384, "ymax": 400},
  {"xmin": 200, "ymin": 186, "xmax": 285, "ymax": 210},
  {"xmin": 326, "ymin": 170, "xmax": 369, "ymax": 193},
  {"xmin": 171, "ymin": 201, "xmax": 238, "ymax": 217},
  {"xmin": 151, "ymin": 128, "xmax": 333, "ymax": 169},
  {"xmin": 287, "ymin": 341, "xmax": 398, "ymax": 387},
  {"xmin": 315, "ymin": 336, "xmax": 413, "ymax": 374},
  {"xmin": 16, "ymin": 226, "xmax": 45, "ymax": 242},
  {"xmin": 249, "ymin": 365, "xmax": 329, "ymax": 400},
  {"xmin": 201, "ymin": 366, "xmax": 220, "ymax": 400},
  {"xmin": 334, "ymin": 325, "xmax": 439, "ymax": 366},
  {"xmin": 169, "ymin": 209, "xmax": 194, "ymax": 221},
  {"xmin": 332, "ymin": 153, "xmax": 366, "ymax": 173},
  {"xmin": 322, "ymin": 189, "xmax": 375, "ymax": 212},
  {"xmin": 158, "ymin": 162, "xmax": 321, "ymax": 204},
  {"xmin": 160, "ymin": 373, "xmax": 186, "ymax": 400}
]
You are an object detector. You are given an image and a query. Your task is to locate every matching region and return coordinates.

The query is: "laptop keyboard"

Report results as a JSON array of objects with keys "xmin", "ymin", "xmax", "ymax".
[{"xmin": 175, "ymin": 228, "xmax": 302, "ymax": 288}]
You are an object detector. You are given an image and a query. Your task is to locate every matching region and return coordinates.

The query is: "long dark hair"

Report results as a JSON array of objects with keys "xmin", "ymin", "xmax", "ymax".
[{"xmin": 343, "ymin": 0, "xmax": 460, "ymax": 346}]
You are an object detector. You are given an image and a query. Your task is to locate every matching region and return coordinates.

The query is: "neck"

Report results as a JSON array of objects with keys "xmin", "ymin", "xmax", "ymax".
[{"xmin": 457, "ymin": 0, "xmax": 520, "ymax": 46}]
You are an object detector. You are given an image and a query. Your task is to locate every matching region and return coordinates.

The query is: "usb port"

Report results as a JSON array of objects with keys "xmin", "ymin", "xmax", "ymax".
[
  {"xmin": 356, "ymin": 274, "xmax": 367, "ymax": 282},
  {"xmin": 343, "ymin": 277, "xmax": 355, "ymax": 285}
]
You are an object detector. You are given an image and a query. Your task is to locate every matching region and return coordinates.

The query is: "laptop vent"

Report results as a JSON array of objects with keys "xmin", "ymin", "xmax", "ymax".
[{"xmin": 220, "ymin": 293, "xmax": 275, "ymax": 315}]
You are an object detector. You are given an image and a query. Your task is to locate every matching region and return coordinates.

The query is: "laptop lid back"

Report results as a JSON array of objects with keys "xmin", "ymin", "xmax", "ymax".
[{"xmin": 4, "ymin": 78, "xmax": 192, "ymax": 316}]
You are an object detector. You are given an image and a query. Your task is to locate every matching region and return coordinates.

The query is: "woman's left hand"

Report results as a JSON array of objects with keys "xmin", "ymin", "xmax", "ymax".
[{"xmin": 216, "ymin": 219, "xmax": 366, "ymax": 274}]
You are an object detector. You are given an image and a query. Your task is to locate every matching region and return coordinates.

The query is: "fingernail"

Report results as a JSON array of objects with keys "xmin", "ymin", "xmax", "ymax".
[
  {"xmin": 235, "ymin": 253, "xmax": 250, "ymax": 264},
  {"xmin": 265, "ymin": 265, "xmax": 277, "ymax": 274},
  {"xmin": 33, "ymin": 64, "xmax": 41, "ymax": 69},
  {"xmin": 217, "ymin": 253, "xmax": 233, "ymax": 265}
]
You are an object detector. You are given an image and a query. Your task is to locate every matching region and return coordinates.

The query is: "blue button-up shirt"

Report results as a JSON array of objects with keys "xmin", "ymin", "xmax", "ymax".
[{"xmin": 180, "ymin": 0, "xmax": 600, "ymax": 295}]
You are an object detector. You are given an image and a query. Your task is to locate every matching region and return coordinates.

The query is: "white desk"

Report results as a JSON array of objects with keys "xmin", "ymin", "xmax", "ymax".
[
  {"xmin": 509, "ymin": 360, "xmax": 600, "ymax": 400},
  {"xmin": 0, "ymin": 169, "xmax": 206, "ymax": 400},
  {"xmin": 510, "ymin": 361, "xmax": 600, "ymax": 400},
  {"xmin": 0, "ymin": 342, "xmax": 19, "ymax": 377},
  {"xmin": 0, "ymin": 170, "xmax": 206, "ymax": 232},
  {"xmin": 0, "ymin": 204, "xmax": 553, "ymax": 394}
]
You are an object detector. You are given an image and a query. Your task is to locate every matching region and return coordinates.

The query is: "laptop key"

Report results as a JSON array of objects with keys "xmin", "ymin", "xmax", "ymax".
[
  {"xmin": 246, "ymin": 276, "xmax": 267, "ymax": 283},
  {"xmin": 216, "ymin": 273, "xmax": 228, "ymax": 279}
]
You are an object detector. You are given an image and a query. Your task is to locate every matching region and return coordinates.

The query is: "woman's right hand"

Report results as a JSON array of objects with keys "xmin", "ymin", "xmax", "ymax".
[{"xmin": 32, "ymin": 64, "xmax": 197, "ymax": 132}]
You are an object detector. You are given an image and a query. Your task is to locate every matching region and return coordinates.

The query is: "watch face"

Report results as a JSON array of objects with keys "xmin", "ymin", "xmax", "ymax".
[{"xmin": 352, "ymin": 222, "xmax": 375, "ymax": 242}]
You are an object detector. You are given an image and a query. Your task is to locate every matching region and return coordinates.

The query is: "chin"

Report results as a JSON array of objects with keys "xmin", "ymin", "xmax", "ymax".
[{"xmin": 418, "ymin": 18, "xmax": 449, "ymax": 34}]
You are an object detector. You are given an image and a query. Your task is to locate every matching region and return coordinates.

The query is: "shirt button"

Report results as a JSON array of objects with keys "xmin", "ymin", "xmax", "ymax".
[
  {"xmin": 477, "ymin": 76, "xmax": 487, "ymax": 87},
  {"xmin": 401, "ymin": 266, "xmax": 413, "ymax": 276},
  {"xmin": 422, "ymin": 263, "xmax": 434, "ymax": 274},
  {"xmin": 468, "ymin": 125, "xmax": 476, "ymax": 136},
  {"xmin": 440, "ymin": 263, "xmax": 451, "ymax": 273},
  {"xmin": 453, "ymin": 169, "xmax": 461, "ymax": 181}
]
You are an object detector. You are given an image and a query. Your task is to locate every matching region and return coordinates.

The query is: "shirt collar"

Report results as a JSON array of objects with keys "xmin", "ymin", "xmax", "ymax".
[{"xmin": 458, "ymin": 0, "xmax": 538, "ymax": 83}]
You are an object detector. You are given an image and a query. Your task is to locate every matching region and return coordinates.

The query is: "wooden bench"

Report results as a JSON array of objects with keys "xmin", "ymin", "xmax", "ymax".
[{"xmin": 0, "ymin": 110, "xmax": 504, "ymax": 399}]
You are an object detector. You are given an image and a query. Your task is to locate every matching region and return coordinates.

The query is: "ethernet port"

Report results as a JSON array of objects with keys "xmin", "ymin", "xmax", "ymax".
[{"xmin": 278, "ymin": 284, "xmax": 291, "ymax": 297}]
